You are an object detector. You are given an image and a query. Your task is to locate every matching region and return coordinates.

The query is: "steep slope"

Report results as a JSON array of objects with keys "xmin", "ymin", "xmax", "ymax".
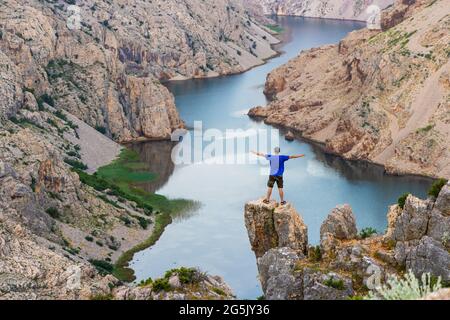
[
  {"xmin": 249, "ymin": 0, "xmax": 450, "ymax": 178},
  {"xmin": 0, "ymin": 0, "xmax": 278, "ymax": 142},
  {"xmin": 245, "ymin": 0, "xmax": 393, "ymax": 21}
]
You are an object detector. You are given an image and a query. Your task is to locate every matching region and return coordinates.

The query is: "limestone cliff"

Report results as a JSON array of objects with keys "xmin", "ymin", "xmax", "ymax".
[
  {"xmin": 244, "ymin": 182, "xmax": 450, "ymax": 300},
  {"xmin": 245, "ymin": 0, "xmax": 393, "ymax": 21},
  {"xmin": 249, "ymin": 0, "xmax": 450, "ymax": 178},
  {"xmin": 0, "ymin": 0, "xmax": 278, "ymax": 142}
]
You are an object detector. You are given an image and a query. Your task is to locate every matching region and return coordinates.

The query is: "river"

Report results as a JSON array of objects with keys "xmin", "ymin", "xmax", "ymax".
[{"xmin": 129, "ymin": 16, "xmax": 433, "ymax": 299}]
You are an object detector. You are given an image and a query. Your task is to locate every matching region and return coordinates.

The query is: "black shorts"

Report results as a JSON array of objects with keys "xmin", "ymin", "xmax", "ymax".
[{"xmin": 267, "ymin": 175, "xmax": 284, "ymax": 188}]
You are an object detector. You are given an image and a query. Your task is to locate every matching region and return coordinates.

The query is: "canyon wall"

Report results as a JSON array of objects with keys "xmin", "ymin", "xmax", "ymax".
[
  {"xmin": 0, "ymin": 0, "xmax": 278, "ymax": 142},
  {"xmin": 245, "ymin": 0, "xmax": 394, "ymax": 21},
  {"xmin": 249, "ymin": 0, "xmax": 450, "ymax": 178}
]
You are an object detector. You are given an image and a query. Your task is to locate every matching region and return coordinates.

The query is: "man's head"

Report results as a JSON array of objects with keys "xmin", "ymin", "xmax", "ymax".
[{"xmin": 274, "ymin": 147, "xmax": 281, "ymax": 154}]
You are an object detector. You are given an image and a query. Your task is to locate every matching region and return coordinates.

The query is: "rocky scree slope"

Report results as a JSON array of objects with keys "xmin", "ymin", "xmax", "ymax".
[
  {"xmin": 244, "ymin": 182, "xmax": 450, "ymax": 300},
  {"xmin": 0, "ymin": 0, "xmax": 278, "ymax": 142},
  {"xmin": 249, "ymin": 0, "xmax": 450, "ymax": 178},
  {"xmin": 245, "ymin": 0, "xmax": 393, "ymax": 21}
]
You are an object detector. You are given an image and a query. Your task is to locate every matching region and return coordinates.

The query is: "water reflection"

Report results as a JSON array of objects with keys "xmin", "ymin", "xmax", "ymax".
[{"xmin": 128, "ymin": 141, "xmax": 176, "ymax": 193}]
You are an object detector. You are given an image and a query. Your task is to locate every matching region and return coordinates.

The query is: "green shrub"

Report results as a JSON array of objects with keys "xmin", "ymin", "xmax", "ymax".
[
  {"xmin": 95, "ymin": 125, "xmax": 107, "ymax": 134},
  {"xmin": 64, "ymin": 158, "xmax": 88, "ymax": 170},
  {"xmin": 90, "ymin": 294, "xmax": 113, "ymax": 300},
  {"xmin": 165, "ymin": 267, "xmax": 198, "ymax": 284},
  {"xmin": 54, "ymin": 110, "xmax": 68, "ymax": 121},
  {"xmin": 359, "ymin": 227, "xmax": 378, "ymax": 239},
  {"xmin": 96, "ymin": 240, "xmax": 104, "ymax": 247},
  {"xmin": 212, "ymin": 287, "xmax": 226, "ymax": 296},
  {"xmin": 89, "ymin": 259, "xmax": 113, "ymax": 275},
  {"xmin": 85, "ymin": 236, "xmax": 94, "ymax": 242},
  {"xmin": 398, "ymin": 193, "xmax": 411, "ymax": 209},
  {"xmin": 428, "ymin": 179, "xmax": 448, "ymax": 198},
  {"xmin": 152, "ymin": 278, "xmax": 171, "ymax": 292},
  {"xmin": 323, "ymin": 277, "xmax": 345, "ymax": 290},
  {"xmin": 135, "ymin": 216, "xmax": 150, "ymax": 230},
  {"xmin": 37, "ymin": 93, "xmax": 55, "ymax": 110},
  {"xmin": 139, "ymin": 277, "xmax": 153, "ymax": 287},
  {"xmin": 46, "ymin": 207, "xmax": 60, "ymax": 219}
]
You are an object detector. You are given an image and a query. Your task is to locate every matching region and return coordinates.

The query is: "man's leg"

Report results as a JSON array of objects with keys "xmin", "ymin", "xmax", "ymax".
[
  {"xmin": 279, "ymin": 188, "xmax": 284, "ymax": 203},
  {"xmin": 265, "ymin": 188, "xmax": 273, "ymax": 201}
]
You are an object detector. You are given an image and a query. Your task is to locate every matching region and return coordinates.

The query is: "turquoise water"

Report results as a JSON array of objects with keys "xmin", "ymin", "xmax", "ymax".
[{"xmin": 130, "ymin": 17, "xmax": 432, "ymax": 299}]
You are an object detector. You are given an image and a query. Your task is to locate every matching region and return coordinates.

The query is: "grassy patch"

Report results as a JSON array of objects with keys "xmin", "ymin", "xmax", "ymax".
[
  {"xmin": 324, "ymin": 276, "xmax": 345, "ymax": 290},
  {"xmin": 46, "ymin": 207, "xmax": 60, "ymax": 219},
  {"xmin": 265, "ymin": 24, "xmax": 283, "ymax": 34},
  {"xmin": 359, "ymin": 227, "xmax": 378, "ymax": 239},
  {"xmin": 416, "ymin": 124, "xmax": 435, "ymax": 134},
  {"xmin": 152, "ymin": 278, "xmax": 171, "ymax": 292},
  {"xmin": 165, "ymin": 267, "xmax": 199, "ymax": 284}
]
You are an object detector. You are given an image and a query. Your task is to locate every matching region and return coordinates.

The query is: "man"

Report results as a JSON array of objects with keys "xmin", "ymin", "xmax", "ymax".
[{"xmin": 252, "ymin": 147, "xmax": 305, "ymax": 205}]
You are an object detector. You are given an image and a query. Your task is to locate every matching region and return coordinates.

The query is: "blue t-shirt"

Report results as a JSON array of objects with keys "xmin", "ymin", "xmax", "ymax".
[{"xmin": 266, "ymin": 154, "xmax": 290, "ymax": 176}]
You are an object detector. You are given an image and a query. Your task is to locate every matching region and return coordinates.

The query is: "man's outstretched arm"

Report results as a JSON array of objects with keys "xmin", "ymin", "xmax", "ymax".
[
  {"xmin": 289, "ymin": 154, "xmax": 305, "ymax": 159},
  {"xmin": 251, "ymin": 151, "xmax": 267, "ymax": 157}
]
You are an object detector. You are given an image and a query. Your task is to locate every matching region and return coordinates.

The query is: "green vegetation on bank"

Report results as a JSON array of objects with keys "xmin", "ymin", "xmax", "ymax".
[
  {"xmin": 265, "ymin": 24, "xmax": 284, "ymax": 34},
  {"xmin": 113, "ymin": 212, "xmax": 172, "ymax": 282},
  {"xmin": 73, "ymin": 148, "xmax": 191, "ymax": 214},
  {"xmin": 72, "ymin": 148, "xmax": 196, "ymax": 282},
  {"xmin": 138, "ymin": 267, "xmax": 205, "ymax": 293}
]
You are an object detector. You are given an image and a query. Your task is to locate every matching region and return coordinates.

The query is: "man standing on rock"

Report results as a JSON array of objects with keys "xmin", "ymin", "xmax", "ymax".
[{"xmin": 252, "ymin": 147, "xmax": 305, "ymax": 205}]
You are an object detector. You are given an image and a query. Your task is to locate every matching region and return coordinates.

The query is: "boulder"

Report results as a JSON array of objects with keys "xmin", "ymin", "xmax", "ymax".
[
  {"xmin": 406, "ymin": 236, "xmax": 450, "ymax": 282},
  {"xmin": 427, "ymin": 209, "xmax": 450, "ymax": 250},
  {"xmin": 320, "ymin": 205, "xmax": 357, "ymax": 241},
  {"xmin": 320, "ymin": 205, "xmax": 357, "ymax": 253},
  {"xmin": 257, "ymin": 247, "xmax": 303, "ymax": 300},
  {"xmin": 303, "ymin": 269, "xmax": 354, "ymax": 300},
  {"xmin": 284, "ymin": 131, "xmax": 295, "ymax": 141},
  {"xmin": 244, "ymin": 199, "xmax": 308, "ymax": 258},
  {"xmin": 392, "ymin": 195, "xmax": 432, "ymax": 242},
  {"xmin": 434, "ymin": 183, "xmax": 450, "ymax": 216}
]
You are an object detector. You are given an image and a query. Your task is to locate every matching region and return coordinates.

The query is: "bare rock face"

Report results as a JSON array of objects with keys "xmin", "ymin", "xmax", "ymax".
[
  {"xmin": 320, "ymin": 205, "xmax": 358, "ymax": 241},
  {"xmin": 406, "ymin": 236, "xmax": 450, "ymax": 282},
  {"xmin": 320, "ymin": 205, "xmax": 357, "ymax": 255},
  {"xmin": 385, "ymin": 182, "xmax": 450, "ymax": 280},
  {"xmin": 248, "ymin": 0, "xmax": 450, "ymax": 178},
  {"xmin": 244, "ymin": 199, "xmax": 308, "ymax": 258},
  {"xmin": 392, "ymin": 195, "xmax": 432, "ymax": 242},
  {"xmin": 257, "ymin": 247, "xmax": 303, "ymax": 300}
]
